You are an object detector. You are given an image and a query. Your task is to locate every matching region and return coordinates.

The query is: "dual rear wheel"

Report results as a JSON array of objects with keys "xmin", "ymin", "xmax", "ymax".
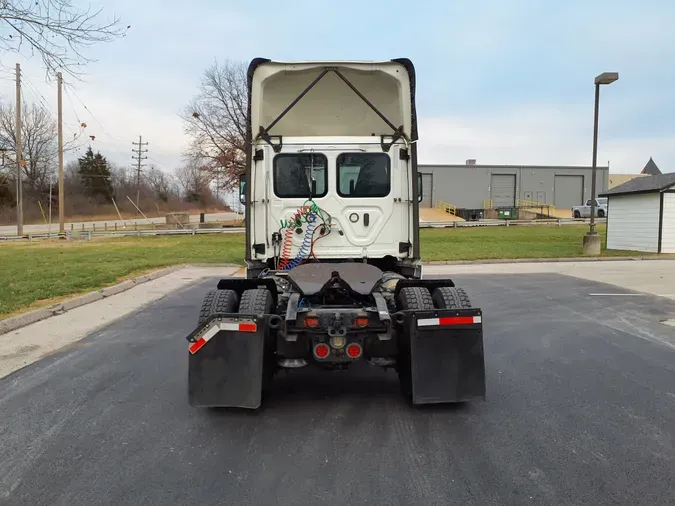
[
  {"xmin": 197, "ymin": 287, "xmax": 276, "ymax": 389},
  {"xmin": 395, "ymin": 286, "xmax": 473, "ymax": 400},
  {"xmin": 396, "ymin": 286, "xmax": 472, "ymax": 312},
  {"xmin": 198, "ymin": 288, "xmax": 274, "ymax": 325}
]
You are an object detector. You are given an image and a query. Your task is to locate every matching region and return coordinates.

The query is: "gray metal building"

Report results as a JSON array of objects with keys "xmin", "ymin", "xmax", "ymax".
[{"xmin": 418, "ymin": 163, "xmax": 610, "ymax": 210}]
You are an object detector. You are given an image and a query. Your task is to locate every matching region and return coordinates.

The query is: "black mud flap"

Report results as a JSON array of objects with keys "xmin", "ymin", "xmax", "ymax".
[
  {"xmin": 186, "ymin": 313, "xmax": 268, "ymax": 409},
  {"xmin": 405, "ymin": 308, "xmax": 486, "ymax": 404}
]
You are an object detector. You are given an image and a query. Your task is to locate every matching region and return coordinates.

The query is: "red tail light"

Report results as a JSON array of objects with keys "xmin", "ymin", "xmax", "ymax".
[
  {"xmin": 304, "ymin": 313, "xmax": 320, "ymax": 328},
  {"xmin": 355, "ymin": 314, "xmax": 369, "ymax": 328},
  {"xmin": 346, "ymin": 343, "xmax": 362, "ymax": 359},
  {"xmin": 314, "ymin": 343, "xmax": 330, "ymax": 359}
]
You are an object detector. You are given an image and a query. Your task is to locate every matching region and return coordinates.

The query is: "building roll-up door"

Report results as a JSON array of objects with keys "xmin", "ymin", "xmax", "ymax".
[
  {"xmin": 554, "ymin": 175, "xmax": 584, "ymax": 209},
  {"xmin": 420, "ymin": 173, "xmax": 433, "ymax": 208},
  {"xmin": 490, "ymin": 174, "xmax": 516, "ymax": 207}
]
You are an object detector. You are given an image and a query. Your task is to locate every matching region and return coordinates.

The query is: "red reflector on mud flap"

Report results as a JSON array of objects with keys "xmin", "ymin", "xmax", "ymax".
[
  {"xmin": 417, "ymin": 315, "xmax": 482, "ymax": 327},
  {"xmin": 189, "ymin": 321, "xmax": 257, "ymax": 354},
  {"xmin": 189, "ymin": 337, "xmax": 208, "ymax": 355},
  {"xmin": 238, "ymin": 322, "xmax": 257, "ymax": 332}
]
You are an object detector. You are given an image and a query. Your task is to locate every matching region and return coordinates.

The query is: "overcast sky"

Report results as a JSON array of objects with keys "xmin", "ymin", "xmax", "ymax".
[{"xmin": 1, "ymin": 0, "xmax": 673, "ymax": 175}]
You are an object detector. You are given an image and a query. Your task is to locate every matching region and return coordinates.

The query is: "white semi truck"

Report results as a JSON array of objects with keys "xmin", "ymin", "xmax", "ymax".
[{"xmin": 186, "ymin": 58, "xmax": 486, "ymax": 409}]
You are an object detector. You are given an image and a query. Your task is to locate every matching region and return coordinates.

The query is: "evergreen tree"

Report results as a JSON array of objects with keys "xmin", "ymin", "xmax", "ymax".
[{"xmin": 78, "ymin": 146, "xmax": 113, "ymax": 201}]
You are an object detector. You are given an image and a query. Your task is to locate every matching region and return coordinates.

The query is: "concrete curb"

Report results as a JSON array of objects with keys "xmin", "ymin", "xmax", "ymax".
[
  {"xmin": 185, "ymin": 262, "xmax": 245, "ymax": 269},
  {"xmin": 0, "ymin": 265, "xmax": 186, "ymax": 336},
  {"xmin": 424, "ymin": 256, "xmax": 672, "ymax": 265}
]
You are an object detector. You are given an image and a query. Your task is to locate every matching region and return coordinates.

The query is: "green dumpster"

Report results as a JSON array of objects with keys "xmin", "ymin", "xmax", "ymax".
[{"xmin": 497, "ymin": 208, "xmax": 516, "ymax": 219}]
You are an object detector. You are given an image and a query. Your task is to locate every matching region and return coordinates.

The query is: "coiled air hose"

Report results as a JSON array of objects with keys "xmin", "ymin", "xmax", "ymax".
[
  {"xmin": 276, "ymin": 227, "xmax": 295, "ymax": 270},
  {"xmin": 280, "ymin": 215, "xmax": 318, "ymax": 271},
  {"xmin": 277, "ymin": 200, "xmax": 329, "ymax": 270}
]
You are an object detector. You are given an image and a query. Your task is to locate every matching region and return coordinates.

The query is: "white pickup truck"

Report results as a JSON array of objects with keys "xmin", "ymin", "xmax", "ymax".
[{"xmin": 572, "ymin": 198, "xmax": 608, "ymax": 218}]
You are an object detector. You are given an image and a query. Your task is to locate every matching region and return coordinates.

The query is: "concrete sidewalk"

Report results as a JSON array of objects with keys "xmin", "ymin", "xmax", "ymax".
[
  {"xmin": 424, "ymin": 259, "xmax": 675, "ymax": 300},
  {"xmin": 0, "ymin": 266, "xmax": 239, "ymax": 379}
]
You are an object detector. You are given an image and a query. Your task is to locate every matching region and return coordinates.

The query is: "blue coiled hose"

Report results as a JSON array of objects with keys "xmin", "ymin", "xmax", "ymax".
[{"xmin": 280, "ymin": 214, "xmax": 318, "ymax": 270}]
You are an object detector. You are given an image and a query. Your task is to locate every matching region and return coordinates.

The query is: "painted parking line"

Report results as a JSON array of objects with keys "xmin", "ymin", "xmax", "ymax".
[{"xmin": 588, "ymin": 293, "xmax": 647, "ymax": 296}]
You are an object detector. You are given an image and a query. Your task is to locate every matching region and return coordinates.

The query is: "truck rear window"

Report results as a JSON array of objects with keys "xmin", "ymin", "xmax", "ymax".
[
  {"xmin": 337, "ymin": 153, "xmax": 390, "ymax": 198},
  {"xmin": 273, "ymin": 153, "xmax": 328, "ymax": 198}
]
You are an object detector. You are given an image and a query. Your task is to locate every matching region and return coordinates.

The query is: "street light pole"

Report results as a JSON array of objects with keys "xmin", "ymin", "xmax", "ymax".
[
  {"xmin": 589, "ymin": 82, "xmax": 600, "ymax": 235},
  {"xmin": 583, "ymin": 71, "xmax": 618, "ymax": 255}
]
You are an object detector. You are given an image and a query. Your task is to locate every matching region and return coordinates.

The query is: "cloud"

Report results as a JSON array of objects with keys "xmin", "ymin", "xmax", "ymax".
[
  {"xmin": 418, "ymin": 106, "xmax": 675, "ymax": 173},
  {"xmin": 2, "ymin": 0, "xmax": 674, "ymax": 178},
  {"xmin": 69, "ymin": 90, "xmax": 187, "ymax": 166}
]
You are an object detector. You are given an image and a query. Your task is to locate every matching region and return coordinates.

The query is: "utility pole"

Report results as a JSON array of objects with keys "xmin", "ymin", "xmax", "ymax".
[
  {"xmin": 131, "ymin": 135, "xmax": 148, "ymax": 210},
  {"xmin": 48, "ymin": 179, "xmax": 53, "ymax": 236},
  {"xmin": 57, "ymin": 71, "xmax": 65, "ymax": 234},
  {"xmin": 15, "ymin": 63, "xmax": 23, "ymax": 237}
]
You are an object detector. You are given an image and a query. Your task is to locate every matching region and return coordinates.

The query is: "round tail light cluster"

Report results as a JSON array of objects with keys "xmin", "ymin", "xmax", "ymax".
[
  {"xmin": 313, "ymin": 343, "xmax": 330, "ymax": 359},
  {"xmin": 346, "ymin": 343, "xmax": 362, "ymax": 359},
  {"xmin": 313, "ymin": 342, "xmax": 363, "ymax": 360}
]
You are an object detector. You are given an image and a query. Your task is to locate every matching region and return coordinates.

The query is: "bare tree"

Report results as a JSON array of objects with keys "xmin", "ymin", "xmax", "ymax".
[
  {"xmin": 0, "ymin": 146, "xmax": 12, "ymax": 205},
  {"xmin": 0, "ymin": 0, "xmax": 130, "ymax": 80},
  {"xmin": 63, "ymin": 158, "xmax": 79, "ymax": 187},
  {"xmin": 144, "ymin": 165, "xmax": 178, "ymax": 202},
  {"xmin": 108, "ymin": 162, "xmax": 131, "ymax": 192},
  {"xmin": 180, "ymin": 59, "xmax": 247, "ymax": 193},
  {"xmin": 174, "ymin": 159, "xmax": 213, "ymax": 203},
  {"xmin": 0, "ymin": 100, "xmax": 58, "ymax": 196}
]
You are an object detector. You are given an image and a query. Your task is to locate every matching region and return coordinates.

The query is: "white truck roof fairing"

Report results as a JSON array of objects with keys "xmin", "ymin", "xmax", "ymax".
[{"xmin": 246, "ymin": 58, "xmax": 418, "ymax": 144}]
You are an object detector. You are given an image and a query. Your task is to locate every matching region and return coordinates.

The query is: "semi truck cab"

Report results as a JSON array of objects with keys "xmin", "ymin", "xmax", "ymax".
[{"xmin": 186, "ymin": 58, "xmax": 486, "ymax": 410}]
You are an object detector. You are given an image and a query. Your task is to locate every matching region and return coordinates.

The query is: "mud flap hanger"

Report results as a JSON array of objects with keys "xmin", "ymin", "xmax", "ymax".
[{"xmin": 257, "ymin": 67, "xmax": 406, "ymax": 153}]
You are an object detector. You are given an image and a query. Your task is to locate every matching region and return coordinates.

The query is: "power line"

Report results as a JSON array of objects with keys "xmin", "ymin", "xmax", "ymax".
[
  {"xmin": 131, "ymin": 135, "xmax": 148, "ymax": 209},
  {"xmin": 21, "ymin": 73, "xmax": 58, "ymax": 116},
  {"xmin": 20, "ymin": 71, "xmax": 84, "ymax": 143}
]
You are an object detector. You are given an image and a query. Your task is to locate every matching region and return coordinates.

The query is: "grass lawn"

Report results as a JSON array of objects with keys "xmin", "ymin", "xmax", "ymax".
[
  {"xmin": 0, "ymin": 223, "xmax": 647, "ymax": 318},
  {"xmin": 420, "ymin": 223, "xmax": 635, "ymax": 261},
  {"xmin": 0, "ymin": 234, "xmax": 245, "ymax": 318}
]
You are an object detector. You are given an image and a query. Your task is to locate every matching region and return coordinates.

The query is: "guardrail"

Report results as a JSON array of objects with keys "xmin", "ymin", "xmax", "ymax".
[
  {"xmin": 0, "ymin": 218, "xmax": 608, "ymax": 241},
  {"xmin": 420, "ymin": 217, "xmax": 606, "ymax": 228},
  {"xmin": 0, "ymin": 227, "xmax": 246, "ymax": 242},
  {"xmin": 435, "ymin": 200, "xmax": 457, "ymax": 215}
]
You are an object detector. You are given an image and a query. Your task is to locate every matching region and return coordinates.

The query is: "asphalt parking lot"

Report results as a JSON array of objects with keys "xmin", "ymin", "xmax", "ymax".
[{"xmin": 1, "ymin": 271, "xmax": 675, "ymax": 505}]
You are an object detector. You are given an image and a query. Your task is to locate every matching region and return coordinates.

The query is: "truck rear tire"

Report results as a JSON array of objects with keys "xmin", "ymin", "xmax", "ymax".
[
  {"xmin": 396, "ymin": 286, "xmax": 434, "ymax": 401},
  {"xmin": 198, "ymin": 289, "xmax": 239, "ymax": 325},
  {"xmin": 238, "ymin": 288, "xmax": 274, "ymax": 315},
  {"xmin": 397, "ymin": 286, "xmax": 434, "ymax": 311},
  {"xmin": 432, "ymin": 286, "xmax": 472, "ymax": 309},
  {"xmin": 238, "ymin": 288, "xmax": 276, "ymax": 392}
]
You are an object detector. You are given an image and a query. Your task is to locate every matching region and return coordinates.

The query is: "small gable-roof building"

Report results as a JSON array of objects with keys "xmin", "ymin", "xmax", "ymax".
[{"xmin": 599, "ymin": 173, "xmax": 675, "ymax": 253}]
